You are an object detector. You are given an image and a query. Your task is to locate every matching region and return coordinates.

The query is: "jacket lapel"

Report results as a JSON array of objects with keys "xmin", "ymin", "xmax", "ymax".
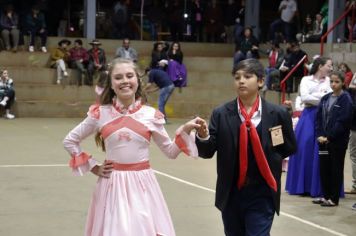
[
  {"xmin": 261, "ymin": 99, "xmax": 273, "ymax": 151},
  {"xmin": 225, "ymin": 99, "xmax": 241, "ymax": 150}
]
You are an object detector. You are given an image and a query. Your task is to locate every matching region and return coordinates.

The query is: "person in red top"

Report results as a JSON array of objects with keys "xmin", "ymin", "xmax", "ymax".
[
  {"xmin": 69, "ymin": 39, "xmax": 89, "ymax": 86},
  {"xmin": 194, "ymin": 59, "xmax": 296, "ymax": 235},
  {"xmin": 338, "ymin": 62, "xmax": 353, "ymax": 88},
  {"xmin": 86, "ymin": 39, "xmax": 106, "ymax": 86}
]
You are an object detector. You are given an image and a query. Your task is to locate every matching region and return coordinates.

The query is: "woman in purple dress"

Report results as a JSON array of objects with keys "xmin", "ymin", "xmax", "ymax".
[{"xmin": 167, "ymin": 42, "xmax": 187, "ymax": 88}]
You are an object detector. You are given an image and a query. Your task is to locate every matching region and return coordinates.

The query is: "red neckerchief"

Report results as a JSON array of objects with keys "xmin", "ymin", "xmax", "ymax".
[{"xmin": 237, "ymin": 96, "xmax": 277, "ymax": 192}]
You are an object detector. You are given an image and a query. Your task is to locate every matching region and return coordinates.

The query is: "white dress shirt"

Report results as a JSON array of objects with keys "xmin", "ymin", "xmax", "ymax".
[{"xmin": 300, "ymin": 75, "xmax": 332, "ymax": 106}]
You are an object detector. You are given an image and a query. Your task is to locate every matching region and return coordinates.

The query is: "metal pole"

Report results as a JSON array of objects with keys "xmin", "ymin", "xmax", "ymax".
[{"xmin": 140, "ymin": 0, "xmax": 144, "ymax": 40}]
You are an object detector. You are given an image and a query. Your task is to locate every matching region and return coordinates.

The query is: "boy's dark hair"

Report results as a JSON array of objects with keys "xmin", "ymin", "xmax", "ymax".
[
  {"xmin": 330, "ymin": 71, "xmax": 345, "ymax": 82},
  {"xmin": 232, "ymin": 59, "xmax": 265, "ymax": 80}
]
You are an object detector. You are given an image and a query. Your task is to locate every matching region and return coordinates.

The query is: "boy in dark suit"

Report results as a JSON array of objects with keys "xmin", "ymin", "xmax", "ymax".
[{"xmin": 195, "ymin": 59, "xmax": 296, "ymax": 236}]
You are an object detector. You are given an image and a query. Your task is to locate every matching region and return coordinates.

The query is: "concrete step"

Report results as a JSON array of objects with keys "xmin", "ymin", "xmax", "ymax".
[
  {"xmin": 12, "ymin": 90, "xmax": 291, "ymax": 118},
  {"xmin": 1, "ymin": 53, "xmax": 236, "ymax": 73},
  {"xmin": 15, "ymin": 83, "xmax": 236, "ymax": 103}
]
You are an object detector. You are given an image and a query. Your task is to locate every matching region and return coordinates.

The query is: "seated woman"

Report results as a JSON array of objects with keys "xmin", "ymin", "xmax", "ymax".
[
  {"xmin": 233, "ymin": 27, "xmax": 259, "ymax": 67},
  {"xmin": 0, "ymin": 70, "xmax": 16, "ymax": 119},
  {"xmin": 0, "ymin": 4, "xmax": 20, "ymax": 52},
  {"xmin": 49, "ymin": 39, "xmax": 71, "ymax": 85},
  {"xmin": 149, "ymin": 41, "xmax": 169, "ymax": 70},
  {"xmin": 167, "ymin": 41, "xmax": 187, "ymax": 88}
]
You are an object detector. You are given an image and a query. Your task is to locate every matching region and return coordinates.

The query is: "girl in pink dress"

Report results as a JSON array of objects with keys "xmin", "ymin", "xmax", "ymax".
[{"xmin": 63, "ymin": 58, "xmax": 200, "ymax": 236}]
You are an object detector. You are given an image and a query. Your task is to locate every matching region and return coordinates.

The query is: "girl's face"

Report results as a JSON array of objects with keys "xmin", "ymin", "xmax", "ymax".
[
  {"xmin": 244, "ymin": 29, "xmax": 251, "ymax": 37},
  {"xmin": 339, "ymin": 64, "xmax": 346, "ymax": 72},
  {"xmin": 111, "ymin": 63, "xmax": 138, "ymax": 102},
  {"xmin": 233, "ymin": 70, "xmax": 264, "ymax": 98},
  {"xmin": 330, "ymin": 75, "xmax": 343, "ymax": 92},
  {"xmin": 2, "ymin": 70, "xmax": 8, "ymax": 78},
  {"xmin": 157, "ymin": 44, "xmax": 163, "ymax": 51},
  {"xmin": 173, "ymin": 43, "xmax": 179, "ymax": 51},
  {"xmin": 319, "ymin": 60, "xmax": 333, "ymax": 77}
]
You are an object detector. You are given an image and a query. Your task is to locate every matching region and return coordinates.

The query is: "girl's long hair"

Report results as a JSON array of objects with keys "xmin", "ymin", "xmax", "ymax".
[{"xmin": 95, "ymin": 58, "xmax": 145, "ymax": 152}]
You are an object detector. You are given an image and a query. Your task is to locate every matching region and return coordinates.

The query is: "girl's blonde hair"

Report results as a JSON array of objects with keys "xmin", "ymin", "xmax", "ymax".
[{"xmin": 95, "ymin": 58, "xmax": 145, "ymax": 151}]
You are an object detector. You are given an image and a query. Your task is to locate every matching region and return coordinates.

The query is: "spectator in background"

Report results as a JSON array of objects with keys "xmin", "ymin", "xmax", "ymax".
[
  {"xmin": 279, "ymin": 42, "xmax": 307, "ymax": 93},
  {"xmin": 167, "ymin": 0, "xmax": 184, "ymax": 41},
  {"xmin": 115, "ymin": 38, "xmax": 138, "ymax": 62},
  {"xmin": 0, "ymin": 69, "xmax": 15, "ymax": 119},
  {"xmin": 144, "ymin": 68, "xmax": 175, "ymax": 122},
  {"xmin": 223, "ymin": 0, "xmax": 239, "ymax": 43},
  {"xmin": 265, "ymin": 42, "xmax": 284, "ymax": 91},
  {"xmin": 87, "ymin": 39, "xmax": 106, "ymax": 86},
  {"xmin": 189, "ymin": 0, "xmax": 205, "ymax": 42},
  {"xmin": 0, "ymin": 4, "xmax": 20, "ymax": 52},
  {"xmin": 338, "ymin": 62, "xmax": 353, "ymax": 87},
  {"xmin": 233, "ymin": 27, "xmax": 259, "ymax": 67},
  {"xmin": 204, "ymin": 0, "xmax": 224, "ymax": 42},
  {"xmin": 347, "ymin": 72, "xmax": 356, "ymax": 195},
  {"xmin": 315, "ymin": 71, "xmax": 353, "ymax": 207},
  {"xmin": 269, "ymin": 0, "xmax": 297, "ymax": 43},
  {"xmin": 112, "ymin": 0, "xmax": 130, "ymax": 39},
  {"xmin": 307, "ymin": 13, "xmax": 325, "ymax": 43},
  {"xmin": 69, "ymin": 39, "xmax": 89, "ymax": 86},
  {"xmin": 167, "ymin": 42, "xmax": 187, "ymax": 88},
  {"xmin": 233, "ymin": 0, "xmax": 246, "ymax": 44},
  {"xmin": 50, "ymin": 39, "xmax": 71, "ymax": 85},
  {"xmin": 150, "ymin": 41, "xmax": 169, "ymax": 70},
  {"xmin": 296, "ymin": 15, "xmax": 314, "ymax": 43},
  {"xmin": 24, "ymin": 5, "xmax": 47, "ymax": 53},
  {"xmin": 286, "ymin": 57, "xmax": 333, "ymax": 198}
]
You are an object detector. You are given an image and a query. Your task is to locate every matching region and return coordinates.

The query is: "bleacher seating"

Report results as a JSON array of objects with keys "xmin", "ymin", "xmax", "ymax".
[{"xmin": 1, "ymin": 37, "xmax": 355, "ymax": 118}]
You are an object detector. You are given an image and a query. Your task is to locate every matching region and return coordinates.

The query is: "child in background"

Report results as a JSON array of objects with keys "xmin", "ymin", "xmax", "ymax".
[{"xmin": 315, "ymin": 71, "xmax": 353, "ymax": 206}]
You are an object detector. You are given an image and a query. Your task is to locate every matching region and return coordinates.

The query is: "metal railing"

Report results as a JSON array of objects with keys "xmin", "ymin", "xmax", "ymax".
[
  {"xmin": 320, "ymin": 3, "xmax": 356, "ymax": 55},
  {"xmin": 280, "ymin": 55, "xmax": 308, "ymax": 103}
]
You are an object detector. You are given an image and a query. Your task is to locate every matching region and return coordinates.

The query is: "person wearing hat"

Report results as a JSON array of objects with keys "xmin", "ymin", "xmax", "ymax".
[
  {"xmin": 69, "ymin": 39, "xmax": 89, "ymax": 86},
  {"xmin": 49, "ymin": 39, "xmax": 71, "ymax": 85},
  {"xmin": 87, "ymin": 39, "xmax": 106, "ymax": 86}
]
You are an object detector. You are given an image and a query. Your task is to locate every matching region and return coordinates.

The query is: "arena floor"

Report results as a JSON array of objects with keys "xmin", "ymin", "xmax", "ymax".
[{"xmin": 0, "ymin": 118, "xmax": 355, "ymax": 236}]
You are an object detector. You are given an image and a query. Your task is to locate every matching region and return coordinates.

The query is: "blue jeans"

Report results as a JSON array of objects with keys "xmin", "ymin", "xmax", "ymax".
[{"xmin": 158, "ymin": 84, "xmax": 175, "ymax": 118}]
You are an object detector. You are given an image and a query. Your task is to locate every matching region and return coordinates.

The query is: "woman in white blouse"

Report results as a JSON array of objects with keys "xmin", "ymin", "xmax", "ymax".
[{"xmin": 286, "ymin": 57, "xmax": 333, "ymax": 197}]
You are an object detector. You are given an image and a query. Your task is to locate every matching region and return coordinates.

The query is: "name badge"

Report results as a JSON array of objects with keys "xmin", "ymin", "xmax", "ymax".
[{"xmin": 269, "ymin": 125, "xmax": 284, "ymax": 146}]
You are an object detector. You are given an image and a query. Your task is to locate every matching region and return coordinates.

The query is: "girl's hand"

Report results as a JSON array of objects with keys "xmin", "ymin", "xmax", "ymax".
[
  {"xmin": 317, "ymin": 136, "xmax": 328, "ymax": 144},
  {"xmin": 91, "ymin": 161, "xmax": 114, "ymax": 178}
]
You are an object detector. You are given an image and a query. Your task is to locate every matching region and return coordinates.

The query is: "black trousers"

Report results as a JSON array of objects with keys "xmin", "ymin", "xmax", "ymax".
[
  {"xmin": 319, "ymin": 143, "xmax": 347, "ymax": 204},
  {"xmin": 222, "ymin": 184, "xmax": 275, "ymax": 236}
]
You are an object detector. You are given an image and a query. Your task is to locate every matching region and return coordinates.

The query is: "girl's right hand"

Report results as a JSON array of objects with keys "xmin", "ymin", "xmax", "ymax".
[{"xmin": 91, "ymin": 161, "xmax": 114, "ymax": 178}]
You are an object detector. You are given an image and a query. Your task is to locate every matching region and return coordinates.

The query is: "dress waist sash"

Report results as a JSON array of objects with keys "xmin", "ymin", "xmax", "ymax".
[{"xmin": 109, "ymin": 160, "xmax": 151, "ymax": 171}]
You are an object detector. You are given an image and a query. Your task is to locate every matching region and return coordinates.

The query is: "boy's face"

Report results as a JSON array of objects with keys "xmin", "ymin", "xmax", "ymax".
[{"xmin": 233, "ymin": 70, "xmax": 264, "ymax": 97}]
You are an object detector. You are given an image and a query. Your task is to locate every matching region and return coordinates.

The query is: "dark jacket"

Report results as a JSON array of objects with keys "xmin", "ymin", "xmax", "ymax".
[
  {"xmin": 316, "ymin": 91, "xmax": 354, "ymax": 149},
  {"xmin": 0, "ymin": 12, "xmax": 19, "ymax": 30},
  {"xmin": 349, "ymin": 88, "xmax": 356, "ymax": 131},
  {"xmin": 87, "ymin": 48, "xmax": 106, "ymax": 67},
  {"xmin": 235, "ymin": 36, "xmax": 260, "ymax": 58},
  {"xmin": 196, "ymin": 98, "xmax": 296, "ymax": 214},
  {"xmin": 24, "ymin": 12, "xmax": 46, "ymax": 31}
]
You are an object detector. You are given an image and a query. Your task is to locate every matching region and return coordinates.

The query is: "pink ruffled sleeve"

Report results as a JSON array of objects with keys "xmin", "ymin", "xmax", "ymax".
[
  {"xmin": 151, "ymin": 110, "xmax": 198, "ymax": 159},
  {"xmin": 63, "ymin": 104, "xmax": 100, "ymax": 176}
]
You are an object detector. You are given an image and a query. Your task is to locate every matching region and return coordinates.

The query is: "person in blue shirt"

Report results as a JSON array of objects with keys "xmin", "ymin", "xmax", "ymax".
[
  {"xmin": 315, "ymin": 71, "xmax": 354, "ymax": 207},
  {"xmin": 144, "ymin": 69, "xmax": 175, "ymax": 122}
]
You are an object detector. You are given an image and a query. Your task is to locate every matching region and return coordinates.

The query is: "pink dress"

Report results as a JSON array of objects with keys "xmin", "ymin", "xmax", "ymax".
[{"xmin": 63, "ymin": 100, "xmax": 197, "ymax": 236}]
